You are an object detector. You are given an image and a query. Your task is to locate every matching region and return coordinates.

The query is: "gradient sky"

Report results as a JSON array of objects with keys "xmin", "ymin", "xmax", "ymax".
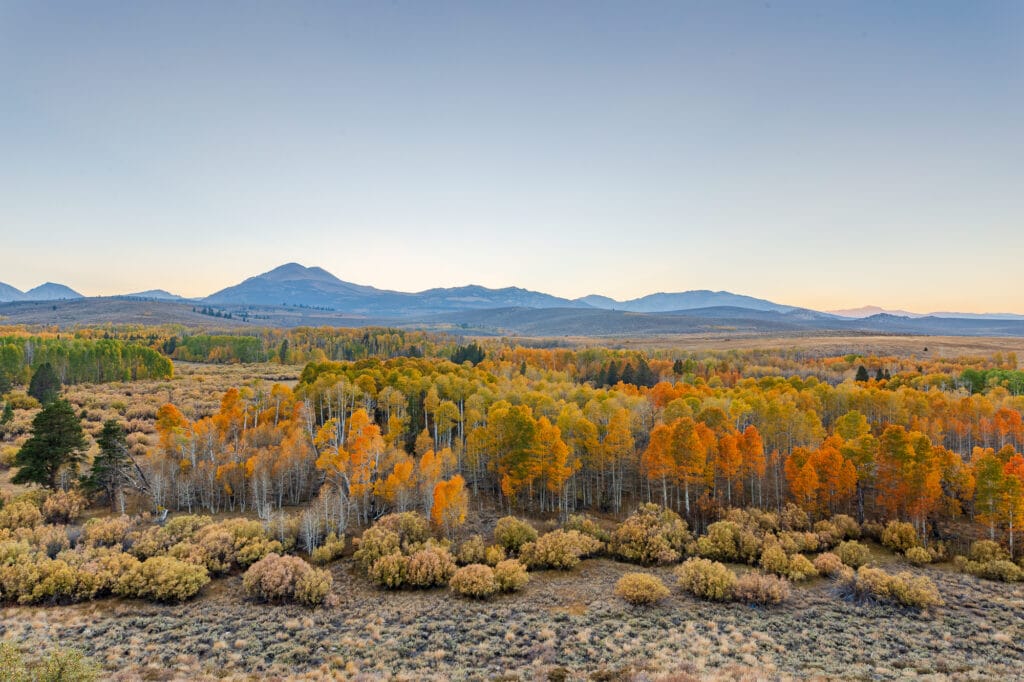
[{"xmin": 1, "ymin": 1, "xmax": 1022, "ymax": 312}]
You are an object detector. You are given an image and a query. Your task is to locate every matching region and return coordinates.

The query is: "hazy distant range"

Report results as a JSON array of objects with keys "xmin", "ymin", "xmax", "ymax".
[{"xmin": 2, "ymin": 263, "xmax": 1023, "ymax": 338}]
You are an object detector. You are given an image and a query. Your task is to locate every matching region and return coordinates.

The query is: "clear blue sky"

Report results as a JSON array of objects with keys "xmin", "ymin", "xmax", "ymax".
[{"xmin": 1, "ymin": 1, "xmax": 1021, "ymax": 312}]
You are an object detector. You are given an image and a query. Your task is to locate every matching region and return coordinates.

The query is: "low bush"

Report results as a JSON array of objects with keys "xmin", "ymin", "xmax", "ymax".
[
  {"xmin": 904, "ymin": 546, "xmax": 932, "ymax": 566},
  {"xmin": 758, "ymin": 543, "xmax": 789, "ymax": 575},
  {"xmin": 615, "ymin": 572, "xmax": 670, "ymax": 605},
  {"xmin": 813, "ymin": 552, "xmax": 846, "ymax": 577},
  {"xmin": 777, "ymin": 530, "xmax": 819, "ymax": 554},
  {"xmin": 786, "ymin": 554, "xmax": 817, "ymax": 581},
  {"xmin": 881, "ymin": 521, "xmax": 919, "ymax": 553},
  {"xmin": 519, "ymin": 530, "xmax": 601, "ymax": 570},
  {"xmin": 675, "ymin": 558, "xmax": 736, "ymax": 601},
  {"xmin": 493, "ymin": 516, "xmax": 538, "ymax": 553},
  {"xmin": 968, "ymin": 539, "xmax": 1009, "ymax": 563},
  {"xmin": 831, "ymin": 514, "xmax": 861, "ymax": 540},
  {"xmin": 610, "ymin": 504, "xmax": 691, "ymax": 565},
  {"xmin": 310, "ymin": 533, "xmax": 346, "ymax": 565},
  {"xmin": 840, "ymin": 565, "xmax": 942, "ymax": 609},
  {"xmin": 484, "ymin": 544, "xmax": 507, "ymax": 567},
  {"xmin": 953, "ymin": 556, "xmax": 1024, "ymax": 582},
  {"xmin": 0, "ymin": 500, "xmax": 43, "ymax": 531},
  {"xmin": 41, "ymin": 489, "xmax": 86, "ymax": 525},
  {"xmin": 733, "ymin": 571, "xmax": 790, "ymax": 605},
  {"xmin": 405, "ymin": 545, "xmax": 457, "ymax": 587},
  {"xmin": 449, "ymin": 563, "xmax": 497, "ymax": 598},
  {"xmin": 376, "ymin": 512, "xmax": 432, "ymax": 550},
  {"xmin": 116, "ymin": 555, "xmax": 210, "ymax": 602},
  {"xmin": 493, "ymin": 559, "xmax": 529, "ymax": 592},
  {"xmin": 242, "ymin": 553, "xmax": 332, "ymax": 605},
  {"xmin": 456, "ymin": 535, "xmax": 487, "ymax": 565},
  {"xmin": 354, "ymin": 526, "xmax": 402, "ymax": 572},
  {"xmin": 695, "ymin": 521, "xmax": 743, "ymax": 562},
  {"xmin": 81, "ymin": 515, "xmax": 133, "ymax": 548},
  {"xmin": 835, "ymin": 540, "xmax": 870, "ymax": 568},
  {"xmin": 368, "ymin": 553, "xmax": 408, "ymax": 588},
  {"xmin": 564, "ymin": 514, "xmax": 611, "ymax": 543},
  {"xmin": 0, "ymin": 643, "xmax": 100, "ymax": 682},
  {"xmin": 780, "ymin": 503, "xmax": 810, "ymax": 531}
]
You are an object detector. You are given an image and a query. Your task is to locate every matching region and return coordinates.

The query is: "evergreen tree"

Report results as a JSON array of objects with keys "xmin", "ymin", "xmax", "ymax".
[
  {"xmin": 855, "ymin": 365, "xmax": 870, "ymax": 382},
  {"xmin": 83, "ymin": 419, "xmax": 133, "ymax": 510},
  {"xmin": 27, "ymin": 362, "xmax": 61, "ymax": 404},
  {"xmin": 13, "ymin": 399, "xmax": 88, "ymax": 489},
  {"xmin": 604, "ymin": 361, "xmax": 620, "ymax": 387},
  {"xmin": 621, "ymin": 363, "xmax": 635, "ymax": 386},
  {"xmin": 278, "ymin": 338, "xmax": 290, "ymax": 364},
  {"xmin": 672, "ymin": 359, "xmax": 684, "ymax": 376},
  {"xmin": 0, "ymin": 401, "xmax": 12, "ymax": 425},
  {"xmin": 875, "ymin": 368, "xmax": 885, "ymax": 382}
]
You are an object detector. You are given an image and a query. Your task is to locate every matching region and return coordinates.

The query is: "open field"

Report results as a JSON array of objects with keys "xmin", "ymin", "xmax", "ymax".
[{"xmin": 2, "ymin": 550, "xmax": 1023, "ymax": 681}]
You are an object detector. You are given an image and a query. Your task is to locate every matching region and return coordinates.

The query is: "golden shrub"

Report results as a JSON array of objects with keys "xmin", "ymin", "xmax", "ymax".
[
  {"xmin": 310, "ymin": 533, "xmax": 346, "ymax": 566},
  {"xmin": 81, "ymin": 516, "xmax": 132, "ymax": 548},
  {"xmin": 367, "ymin": 553, "xmax": 408, "ymax": 588},
  {"xmin": 405, "ymin": 546, "xmax": 457, "ymax": 587},
  {"xmin": 955, "ymin": 557, "xmax": 1024, "ymax": 582},
  {"xmin": 456, "ymin": 535, "xmax": 487, "ymax": 565},
  {"xmin": 831, "ymin": 514, "xmax": 861, "ymax": 540},
  {"xmin": 812, "ymin": 552, "xmax": 845, "ymax": 577},
  {"xmin": 785, "ymin": 554, "xmax": 817, "ymax": 581},
  {"xmin": 904, "ymin": 546, "xmax": 932, "ymax": 566},
  {"xmin": 41, "ymin": 489, "xmax": 86, "ymax": 525},
  {"xmin": 674, "ymin": 558, "xmax": 736, "ymax": 601},
  {"xmin": 242, "ymin": 552, "xmax": 331, "ymax": 605},
  {"xmin": 449, "ymin": 563, "xmax": 497, "ymax": 598},
  {"xmin": 493, "ymin": 516, "xmax": 538, "ymax": 553},
  {"xmin": 888, "ymin": 571, "xmax": 942, "ymax": 608},
  {"xmin": 880, "ymin": 521, "xmax": 919, "ymax": 553},
  {"xmin": 835, "ymin": 541, "xmax": 870, "ymax": 568},
  {"xmin": 376, "ymin": 512, "xmax": 431, "ymax": 550},
  {"xmin": 564, "ymin": 514, "xmax": 611, "ymax": 543},
  {"xmin": 116, "ymin": 555, "xmax": 209, "ymax": 602},
  {"xmin": 483, "ymin": 544, "xmax": 507, "ymax": 567},
  {"xmin": 615, "ymin": 572, "xmax": 670, "ymax": 605},
  {"xmin": 493, "ymin": 559, "xmax": 529, "ymax": 592},
  {"xmin": 733, "ymin": 571, "xmax": 790, "ymax": 605},
  {"xmin": 609, "ymin": 504, "xmax": 690, "ymax": 565},
  {"xmin": 758, "ymin": 543, "xmax": 789, "ymax": 576},
  {"xmin": 0, "ymin": 500, "xmax": 43, "ymax": 531},
  {"xmin": 354, "ymin": 526, "xmax": 402, "ymax": 572},
  {"xmin": 695, "ymin": 521, "xmax": 742, "ymax": 562},
  {"xmin": 295, "ymin": 565, "xmax": 333, "ymax": 606},
  {"xmin": 780, "ymin": 503, "xmax": 809, "ymax": 531},
  {"xmin": 519, "ymin": 530, "xmax": 600, "ymax": 570},
  {"xmin": 968, "ymin": 539, "xmax": 1009, "ymax": 563}
]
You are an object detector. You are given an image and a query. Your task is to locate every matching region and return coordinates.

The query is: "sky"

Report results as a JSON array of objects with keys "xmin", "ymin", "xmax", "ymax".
[{"xmin": 1, "ymin": 1, "xmax": 1022, "ymax": 313}]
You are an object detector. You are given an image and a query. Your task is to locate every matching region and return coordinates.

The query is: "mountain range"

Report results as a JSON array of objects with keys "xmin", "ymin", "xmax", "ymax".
[{"xmin": 2, "ymin": 264, "xmax": 1022, "ymax": 338}]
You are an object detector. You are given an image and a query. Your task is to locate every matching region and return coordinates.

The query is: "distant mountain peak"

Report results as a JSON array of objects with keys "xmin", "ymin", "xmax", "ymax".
[{"xmin": 23, "ymin": 282, "xmax": 83, "ymax": 301}]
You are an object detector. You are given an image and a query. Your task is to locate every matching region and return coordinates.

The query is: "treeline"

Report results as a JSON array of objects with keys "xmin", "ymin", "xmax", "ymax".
[
  {"xmin": 133, "ymin": 350, "xmax": 1024, "ymax": 555},
  {"xmin": 0, "ymin": 335, "xmax": 173, "ymax": 391}
]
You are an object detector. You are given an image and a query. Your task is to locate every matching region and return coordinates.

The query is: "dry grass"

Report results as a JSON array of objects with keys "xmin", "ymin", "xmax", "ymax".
[{"xmin": 3, "ymin": 555, "xmax": 1024, "ymax": 680}]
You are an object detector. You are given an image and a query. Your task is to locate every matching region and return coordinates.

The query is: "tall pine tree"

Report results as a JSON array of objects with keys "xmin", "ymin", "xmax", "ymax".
[
  {"xmin": 83, "ymin": 419, "xmax": 134, "ymax": 510},
  {"xmin": 13, "ymin": 399, "xmax": 87, "ymax": 489}
]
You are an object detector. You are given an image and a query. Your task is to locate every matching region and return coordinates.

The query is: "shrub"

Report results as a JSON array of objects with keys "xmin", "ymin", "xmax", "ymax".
[
  {"xmin": 449, "ymin": 564, "xmax": 497, "ymax": 598},
  {"xmin": 456, "ymin": 535, "xmax": 487, "ymax": 565},
  {"xmin": 242, "ymin": 553, "xmax": 332, "ymax": 605},
  {"xmin": 494, "ymin": 516, "xmax": 538, "ymax": 553},
  {"xmin": 519, "ymin": 530, "xmax": 601, "ymax": 570},
  {"xmin": 758, "ymin": 543, "xmax": 789, "ymax": 575},
  {"xmin": 786, "ymin": 554, "xmax": 817, "ymax": 581},
  {"xmin": 368, "ymin": 553, "xmax": 409, "ymax": 588},
  {"xmin": 813, "ymin": 552, "xmax": 846, "ymax": 577},
  {"xmin": 610, "ymin": 504, "xmax": 691, "ymax": 565},
  {"xmin": 564, "ymin": 514, "xmax": 611, "ymax": 543},
  {"xmin": 81, "ymin": 515, "xmax": 132, "ymax": 548},
  {"xmin": 831, "ymin": 514, "xmax": 861, "ymax": 540},
  {"xmin": 835, "ymin": 540, "xmax": 870, "ymax": 568},
  {"xmin": 354, "ymin": 526, "xmax": 401, "ymax": 572},
  {"xmin": 484, "ymin": 544, "xmax": 507, "ymax": 567},
  {"xmin": 218, "ymin": 518, "xmax": 282, "ymax": 568},
  {"xmin": 0, "ymin": 500, "xmax": 43, "ymax": 531},
  {"xmin": 674, "ymin": 558, "xmax": 736, "ymax": 601},
  {"xmin": 777, "ymin": 531, "xmax": 819, "ymax": 554},
  {"xmin": 813, "ymin": 520, "xmax": 840, "ymax": 548},
  {"xmin": 904, "ymin": 546, "xmax": 932, "ymax": 566},
  {"xmin": 116, "ymin": 555, "xmax": 209, "ymax": 602},
  {"xmin": 310, "ymin": 533, "xmax": 346, "ymax": 566},
  {"xmin": 615, "ymin": 572, "xmax": 670, "ymax": 605},
  {"xmin": 733, "ymin": 572, "xmax": 790, "ymax": 605},
  {"xmin": 888, "ymin": 572, "xmax": 942, "ymax": 608},
  {"xmin": 0, "ymin": 644, "xmax": 100, "ymax": 682},
  {"xmin": 969, "ymin": 539, "xmax": 1009, "ymax": 563},
  {"xmin": 881, "ymin": 521, "xmax": 919, "ymax": 553},
  {"xmin": 724, "ymin": 507, "xmax": 779, "ymax": 533},
  {"xmin": 405, "ymin": 546, "xmax": 457, "ymax": 587},
  {"xmin": 695, "ymin": 521, "xmax": 742, "ymax": 562},
  {"xmin": 376, "ymin": 512, "xmax": 432, "ymax": 550},
  {"xmin": 954, "ymin": 556, "xmax": 1024, "ymax": 582},
  {"xmin": 861, "ymin": 521, "xmax": 885, "ymax": 541},
  {"xmin": 493, "ymin": 559, "xmax": 529, "ymax": 592},
  {"xmin": 780, "ymin": 503, "xmax": 809, "ymax": 531},
  {"xmin": 841, "ymin": 565, "xmax": 942, "ymax": 609},
  {"xmin": 41, "ymin": 489, "xmax": 86, "ymax": 525}
]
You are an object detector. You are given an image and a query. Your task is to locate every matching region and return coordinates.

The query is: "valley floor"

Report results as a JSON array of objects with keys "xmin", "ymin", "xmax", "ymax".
[{"xmin": 2, "ymin": 553, "xmax": 1023, "ymax": 681}]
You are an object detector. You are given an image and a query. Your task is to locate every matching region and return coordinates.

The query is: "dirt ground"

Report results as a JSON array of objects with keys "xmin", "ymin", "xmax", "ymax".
[{"xmin": 3, "ymin": 551, "xmax": 1023, "ymax": 681}]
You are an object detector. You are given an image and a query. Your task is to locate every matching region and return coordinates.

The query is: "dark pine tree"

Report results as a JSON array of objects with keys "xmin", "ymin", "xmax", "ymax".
[
  {"xmin": 28, "ymin": 362, "xmax": 61, "ymax": 404},
  {"xmin": 83, "ymin": 419, "xmax": 134, "ymax": 510},
  {"xmin": 13, "ymin": 399, "xmax": 88, "ymax": 489},
  {"xmin": 855, "ymin": 365, "xmax": 870, "ymax": 382},
  {"xmin": 672, "ymin": 359, "xmax": 685, "ymax": 376}
]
